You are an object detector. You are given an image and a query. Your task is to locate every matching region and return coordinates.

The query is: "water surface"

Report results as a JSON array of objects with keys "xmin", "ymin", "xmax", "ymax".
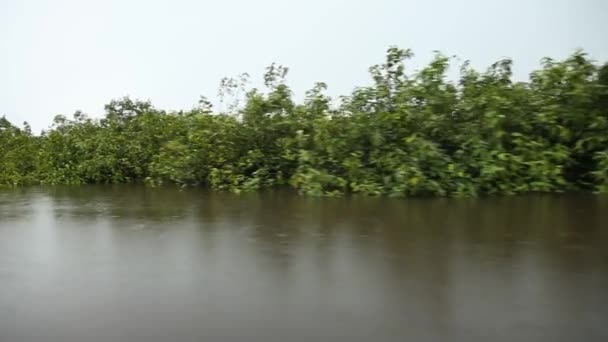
[{"xmin": 1, "ymin": 186, "xmax": 607, "ymax": 341}]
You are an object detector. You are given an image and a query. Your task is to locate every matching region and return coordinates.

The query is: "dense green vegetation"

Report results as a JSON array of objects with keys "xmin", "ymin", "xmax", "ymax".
[{"xmin": 2, "ymin": 47, "xmax": 608, "ymax": 196}]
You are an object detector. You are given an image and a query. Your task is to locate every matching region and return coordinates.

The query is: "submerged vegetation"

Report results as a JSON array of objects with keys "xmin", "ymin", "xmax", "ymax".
[{"xmin": 2, "ymin": 47, "xmax": 608, "ymax": 196}]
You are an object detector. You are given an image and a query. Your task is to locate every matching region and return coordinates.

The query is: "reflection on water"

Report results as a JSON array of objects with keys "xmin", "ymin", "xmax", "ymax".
[{"xmin": 1, "ymin": 185, "xmax": 607, "ymax": 342}]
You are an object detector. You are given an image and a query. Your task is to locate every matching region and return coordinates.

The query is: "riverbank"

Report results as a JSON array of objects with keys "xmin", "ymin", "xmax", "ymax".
[{"xmin": 2, "ymin": 48, "xmax": 607, "ymax": 195}]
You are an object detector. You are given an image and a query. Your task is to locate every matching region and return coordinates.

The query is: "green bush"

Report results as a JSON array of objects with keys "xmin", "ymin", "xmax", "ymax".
[{"xmin": 1, "ymin": 47, "xmax": 607, "ymax": 195}]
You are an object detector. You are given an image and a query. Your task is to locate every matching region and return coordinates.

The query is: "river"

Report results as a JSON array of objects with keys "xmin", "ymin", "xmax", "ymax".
[{"xmin": 1, "ymin": 185, "xmax": 607, "ymax": 341}]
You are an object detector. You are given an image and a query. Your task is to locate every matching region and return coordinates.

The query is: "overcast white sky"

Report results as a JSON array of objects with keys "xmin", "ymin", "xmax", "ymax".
[{"xmin": 1, "ymin": 0, "xmax": 607, "ymax": 132}]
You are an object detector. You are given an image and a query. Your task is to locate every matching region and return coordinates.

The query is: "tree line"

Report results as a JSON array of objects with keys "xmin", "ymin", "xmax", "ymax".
[{"xmin": 2, "ymin": 47, "xmax": 607, "ymax": 196}]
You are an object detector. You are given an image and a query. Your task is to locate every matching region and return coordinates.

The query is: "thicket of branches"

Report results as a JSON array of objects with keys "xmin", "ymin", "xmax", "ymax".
[{"xmin": 2, "ymin": 47, "xmax": 608, "ymax": 196}]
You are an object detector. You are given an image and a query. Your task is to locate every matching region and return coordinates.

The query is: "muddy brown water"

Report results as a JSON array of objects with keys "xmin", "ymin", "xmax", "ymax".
[{"xmin": 1, "ymin": 185, "xmax": 607, "ymax": 341}]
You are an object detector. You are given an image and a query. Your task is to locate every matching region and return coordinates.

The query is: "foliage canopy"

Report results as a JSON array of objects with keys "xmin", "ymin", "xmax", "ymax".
[{"xmin": 2, "ymin": 47, "xmax": 608, "ymax": 196}]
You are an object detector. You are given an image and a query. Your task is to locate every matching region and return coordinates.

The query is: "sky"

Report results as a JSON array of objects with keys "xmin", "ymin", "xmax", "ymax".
[{"xmin": 1, "ymin": 0, "xmax": 607, "ymax": 132}]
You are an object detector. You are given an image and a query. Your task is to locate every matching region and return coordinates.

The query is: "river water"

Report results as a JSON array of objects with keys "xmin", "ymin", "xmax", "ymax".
[{"xmin": 1, "ymin": 185, "xmax": 607, "ymax": 341}]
